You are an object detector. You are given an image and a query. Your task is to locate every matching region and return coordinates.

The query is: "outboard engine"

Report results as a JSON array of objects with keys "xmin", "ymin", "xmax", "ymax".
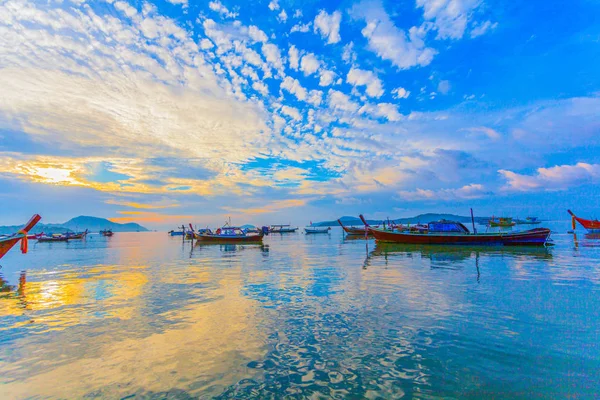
[{"xmin": 261, "ymin": 226, "xmax": 270, "ymax": 236}]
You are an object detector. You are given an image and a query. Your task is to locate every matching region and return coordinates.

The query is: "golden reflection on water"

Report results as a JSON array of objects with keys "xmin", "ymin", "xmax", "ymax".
[{"xmin": 0, "ymin": 262, "xmax": 267, "ymax": 398}]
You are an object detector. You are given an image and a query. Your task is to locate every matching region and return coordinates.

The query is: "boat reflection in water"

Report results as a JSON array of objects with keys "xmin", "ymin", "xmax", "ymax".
[
  {"xmin": 363, "ymin": 242, "xmax": 553, "ymax": 278},
  {"xmin": 573, "ymin": 232, "xmax": 600, "ymax": 248},
  {"xmin": 194, "ymin": 243, "xmax": 270, "ymax": 254}
]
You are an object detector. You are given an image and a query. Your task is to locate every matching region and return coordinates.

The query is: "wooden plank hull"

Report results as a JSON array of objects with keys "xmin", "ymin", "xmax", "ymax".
[
  {"xmin": 196, "ymin": 234, "xmax": 264, "ymax": 243},
  {"xmin": 0, "ymin": 214, "xmax": 41, "ymax": 259},
  {"xmin": 568, "ymin": 210, "xmax": 600, "ymax": 232},
  {"xmin": 368, "ymin": 227, "xmax": 551, "ymax": 246},
  {"xmin": 0, "ymin": 237, "xmax": 22, "ymax": 259}
]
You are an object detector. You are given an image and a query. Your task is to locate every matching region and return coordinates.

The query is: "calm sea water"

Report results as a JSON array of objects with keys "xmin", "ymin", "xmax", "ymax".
[{"xmin": 1, "ymin": 222, "xmax": 599, "ymax": 399}]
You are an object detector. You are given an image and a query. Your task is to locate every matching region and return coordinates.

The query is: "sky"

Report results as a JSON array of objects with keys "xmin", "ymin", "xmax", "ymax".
[{"xmin": 1, "ymin": 0, "xmax": 599, "ymax": 229}]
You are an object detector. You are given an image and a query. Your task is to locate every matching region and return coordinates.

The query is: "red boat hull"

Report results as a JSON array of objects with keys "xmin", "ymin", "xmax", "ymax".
[
  {"xmin": 0, "ymin": 214, "xmax": 42, "ymax": 259},
  {"xmin": 337, "ymin": 219, "xmax": 372, "ymax": 236},
  {"xmin": 568, "ymin": 210, "xmax": 600, "ymax": 231},
  {"xmin": 367, "ymin": 227, "xmax": 551, "ymax": 246}
]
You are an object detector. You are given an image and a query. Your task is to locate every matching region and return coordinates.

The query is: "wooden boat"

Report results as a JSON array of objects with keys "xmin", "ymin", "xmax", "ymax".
[
  {"xmin": 100, "ymin": 229, "xmax": 114, "ymax": 237},
  {"xmin": 67, "ymin": 229, "xmax": 88, "ymax": 239},
  {"xmin": 38, "ymin": 234, "xmax": 69, "ymax": 243},
  {"xmin": 0, "ymin": 214, "xmax": 41, "ymax": 259},
  {"xmin": 515, "ymin": 217, "xmax": 541, "ymax": 225},
  {"xmin": 360, "ymin": 215, "xmax": 551, "ymax": 246},
  {"xmin": 304, "ymin": 225, "xmax": 331, "ymax": 234},
  {"xmin": 195, "ymin": 225, "xmax": 265, "ymax": 243},
  {"xmin": 568, "ymin": 210, "xmax": 600, "ymax": 232},
  {"xmin": 488, "ymin": 217, "xmax": 516, "ymax": 227},
  {"xmin": 270, "ymin": 224, "xmax": 298, "ymax": 233},
  {"xmin": 337, "ymin": 219, "xmax": 370, "ymax": 236}
]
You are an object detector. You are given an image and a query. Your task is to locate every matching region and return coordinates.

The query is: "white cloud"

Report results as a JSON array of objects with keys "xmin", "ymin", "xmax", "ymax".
[
  {"xmin": 300, "ymin": 53, "xmax": 320, "ymax": 76},
  {"xmin": 319, "ymin": 69, "xmax": 336, "ymax": 86},
  {"xmin": 293, "ymin": 9, "xmax": 303, "ymax": 18},
  {"xmin": 350, "ymin": 0, "xmax": 437, "ymax": 69},
  {"xmin": 308, "ymin": 90, "xmax": 323, "ymax": 107},
  {"xmin": 392, "ymin": 87, "xmax": 410, "ymax": 99},
  {"xmin": 268, "ymin": 0, "xmax": 279, "ymax": 11},
  {"xmin": 499, "ymin": 163, "xmax": 600, "ymax": 192},
  {"xmin": 208, "ymin": 1, "xmax": 238, "ymax": 18},
  {"xmin": 278, "ymin": 9, "xmax": 288, "ymax": 23},
  {"xmin": 252, "ymin": 81, "xmax": 269, "ymax": 96},
  {"xmin": 341, "ymin": 42, "xmax": 357, "ymax": 64},
  {"xmin": 313, "ymin": 10, "xmax": 342, "ymax": 44},
  {"xmin": 470, "ymin": 20, "xmax": 498, "ymax": 38},
  {"xmin": 262, "ymin": 43, "xmax": 284, "ymax": 73},
  {"xmin": 347, "ymin": 68, "xmax": 384, "ymax": 98},
  {"xmin": 280, "ymin": 77, "xmax": 308, "ymax": 101},
  {"xmin": 437, "ymin": 80, "xmax": 451, "ymax": 95},
  {"xmin": 114, "ymin": 1, "xmax": 137, "ymax": 18},
  {"xmin": 165, "ymin": 0, "xmax": 188, "ymax": 7},
  {"xmin": 248, "ymin": 25, "xmax": 268, "ymax": 42},
  {"xmin": 416, "ymin": 0, "xmax": 484, "ymax": 40},
  {"xmin": 288, "ymin": 45, "xmax": 300, "ymax": 70},
  {"xmin": 200, "ymin": 38, "xmax": 214, "ymax": 49},
  {"xmin": 359, "ymin": 103, "xmax": 402, "ymax": 121},
  {"xmin": 328, "ymin": 90, "xmax": 359, "ymax": 113},
  {"xmin": 291, "ymin": 22, "xmax": 311, "ymax": 33},
  {"xmin": 400, "ymin": 184, "xmax": 488, "ymax": 200},
  {"xmin": 281, "ymin": 105, "xmax": 302, "ymax": 121}
]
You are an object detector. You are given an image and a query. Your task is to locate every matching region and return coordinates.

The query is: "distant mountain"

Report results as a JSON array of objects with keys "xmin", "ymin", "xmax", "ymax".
[
  {"xmin": 314, "ymin": 214, "xmax": 490, "ymax": 227},
  {"xmin": 0, "ymin": 216, "xmax": 148, "ymax": 235}
]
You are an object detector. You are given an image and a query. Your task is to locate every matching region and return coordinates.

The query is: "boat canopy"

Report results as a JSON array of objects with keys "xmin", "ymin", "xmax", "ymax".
[{"xmin": 427, "ymin": 221, "xmax": 470, "ymax": 234}]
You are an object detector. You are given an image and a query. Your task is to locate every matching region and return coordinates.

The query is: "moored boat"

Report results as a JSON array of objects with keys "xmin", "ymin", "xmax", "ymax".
[
  {"xmin": 100, "ymin": 229, "xmax": 114, "ymax": 237},
  {"xmin": 38, "ymin": 234, "xmax": 69, "ymax": 243},
  {"xmin": 195, "ymin": 224, "xmax": 266, "ymax": 243},
  {"xmin": 515, "ymin": 217, "xmax": 541, "ymax": 225},
  {"xmin": 337, "ymin": 219, "xmax": 370, "ymax": 236},
  {"xmin": 568, "ymin": 210, "xmax": 600, "ymax": 232},
  {"xmin": 360, "ymin": 215, "xmax": 551, "ymax": 246},
  {"xmin": 0, "ymin": 215, "xmax": 42, "ymax": 259},
  {"xmin": 304, "ymin": 225, "xmax": 331, "ymax": 234},
  {"xmin": 270, "ymin": 224, "xmax": 298, "ymax": 233},
  {"xmin": 488, "ymin": 217, "xmax": 516, "ymax": 227},
  {"xmin": 67, "ymin": 229, "xmax": 88, "ymax": 239}
]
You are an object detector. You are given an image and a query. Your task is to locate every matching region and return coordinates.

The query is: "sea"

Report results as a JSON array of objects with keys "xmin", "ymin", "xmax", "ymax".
[{"xmin": 0, "ymin": 222, "xmax": 599, "ymax": 399}]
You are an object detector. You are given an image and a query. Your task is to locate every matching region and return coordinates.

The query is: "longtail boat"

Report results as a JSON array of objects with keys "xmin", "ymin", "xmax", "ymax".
[
  {"xmin": 38, "ymin": 234, "xmax": 69, "ymax": 243},
  {"xmin": 337, "ymin": 219, "xmax": 370, "ymax": 236},
  {"xmin": 0, "ymin": 214, "xmax": 42, "ymax": 259},
  {"xmin": 304, "ymin": 225, "xmax": 331, "ymax": 234},
  {"xmin": 195, "ymin": 224, "xmax": 266, "ymax": 243},
  {"xmin": 488, "ymin": 217, "xmax": 516, "ymax": 227},
  {"xmin": 67, "ymin": 230, "xmax": 88, "ymax": 239},
  {"xmin": 100, "ymin": 229, "xmax": 114, "ymax": 237},
  {"xmin": 270, "ymin": 224, "xmax": 298, "ymax": 233},
  {"xmin": 360, "ymin": 215, "xmax": 551, "ymax": 246},
  {"xmin": 568, "ymin": 210, "xmax": 600, "ymax": 232}
]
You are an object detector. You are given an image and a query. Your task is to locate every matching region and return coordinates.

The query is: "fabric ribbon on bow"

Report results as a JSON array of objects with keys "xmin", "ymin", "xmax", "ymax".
[{"xmin": 18, "ymin": 230, "xmax": 28, "ymax": 254}]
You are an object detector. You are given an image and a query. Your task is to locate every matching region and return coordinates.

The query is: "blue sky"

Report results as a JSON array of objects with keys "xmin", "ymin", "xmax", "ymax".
[{"xmin": 0, "ymin": 0, "xmax": 599, "ymax": 228}]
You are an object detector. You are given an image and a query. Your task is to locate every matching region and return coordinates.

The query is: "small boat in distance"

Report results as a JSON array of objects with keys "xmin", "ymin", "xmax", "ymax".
[
  {"xmin": 270, "ymin": 224, "xmax": 298, "ymax": 233},
  {"xmin": 515, "ymin": 217, "xmax": 541, "ymax": 225},
  {"xmin": 0, "ymin": 214, "xmax": 41, "ymax": 259},
  {"xmin": 304, "ymin": 225, "xmax": 331, "ymax": 234},
  {"xmin": 100, "ymin": 229, "xmax": 114, "ymax": 237},
  {"xmin": 360, "ymin": 215, "xmax": 551, "ymax": 246},
  {"xmin": 38, "ymin": 234, "xmax": 69, "ymax": 243},
  {"xmin": 488, "ymin": 217, "xmax": 516, "ymax": 227},
  {"xmin": 568, "ymin": 210, "xmax": 600, "ymax": 232},
  {"xmin": 67, "ymin": 230, "xmax": 88, "ymax": 239},
  {"xmin": 337, "ymin": 219, "xmax": 370, "ymax": 236}
]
